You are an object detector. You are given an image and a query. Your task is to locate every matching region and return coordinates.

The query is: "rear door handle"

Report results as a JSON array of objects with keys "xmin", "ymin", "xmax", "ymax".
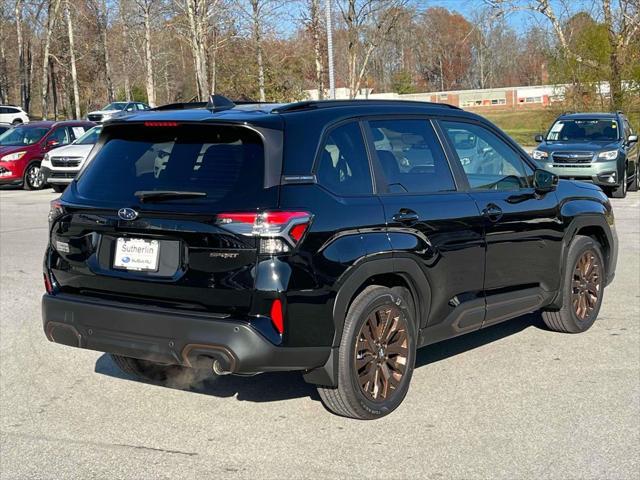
[
  {"xmin": 482, "ymin": 203, "xmax": 503, "ymax": 222},
  {"xmin": 392, "ymin": 209, "xmax": 419, "ymax": 224}
]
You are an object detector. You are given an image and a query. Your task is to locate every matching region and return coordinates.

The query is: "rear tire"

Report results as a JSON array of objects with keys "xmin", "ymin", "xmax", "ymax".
[
  {"xmin": 317, "ymin": 285, "xmax": 417, "ymax": 420},
  {"xmin": 542, "ymin": 235, "xmax": 605, "ymax": 333},
  {"xmin": 11, "ymin": 119, "xmax": 22, "ymax": 125}
]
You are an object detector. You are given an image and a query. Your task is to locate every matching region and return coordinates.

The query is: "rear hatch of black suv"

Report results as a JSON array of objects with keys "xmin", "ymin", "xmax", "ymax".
[{"xmin": 47, "ymin": 121, "xmax": 282, "ymax": 317}]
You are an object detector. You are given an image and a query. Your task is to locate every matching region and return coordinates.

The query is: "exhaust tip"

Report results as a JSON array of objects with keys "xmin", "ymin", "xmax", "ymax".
[{"xmin": 212, "ymin": 359, "xmax": 232, "ymax": 375}]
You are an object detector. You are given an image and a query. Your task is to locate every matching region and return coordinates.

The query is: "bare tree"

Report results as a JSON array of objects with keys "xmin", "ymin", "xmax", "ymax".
[
  {"xmin": 235, "ymin": 0, "xmax": 282, "ymax": 101},
  {"xmin": 488, "ymin": 0, "xmax": 640, "ymax": 108},
  {"xmin": 135, "ymin": 0, "xmax": 157, "ymax": 106},
  {"xmin": 88, "ymin": 0, "xmax": 115, "ymax": 102},
  {"xmin": 0, "ymin": 3, "xmax": 10, "ymax": 104},
  {"xmin": 120, "ymin": 0, "xmax": 132, "ymax": 101},
  {"xmin": 337, "ymin": 0, "xmax": 408, "ymax": 98},
  {"xmin": 303, "ymin": 0, "xmax": 325, "ymax": 99},
  {"xmin": 41, "ymin": 0, "xmax": 62, "ymax": 120},
  {"xmin": 64, "ymin": 0, "xmax": 80, "ymax": 118},
  {"xmin": 172, "ymin": 0, "xmax": 228, "ymax": 100}
]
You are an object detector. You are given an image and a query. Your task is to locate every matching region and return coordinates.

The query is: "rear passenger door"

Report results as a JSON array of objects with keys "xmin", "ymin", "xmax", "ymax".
[
  {"xmin": 365, "ymin": 118, "xmax": 486, "ymax": 338},
  {"xmin": 438, "ymin": 119, "xmax": 563, "ymax": 326}
]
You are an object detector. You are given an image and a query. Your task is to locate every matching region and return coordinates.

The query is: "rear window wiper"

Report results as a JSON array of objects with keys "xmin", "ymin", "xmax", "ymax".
[{"xmin": 134, "ymin": 190, "xmax": 208, "ymax": 202}]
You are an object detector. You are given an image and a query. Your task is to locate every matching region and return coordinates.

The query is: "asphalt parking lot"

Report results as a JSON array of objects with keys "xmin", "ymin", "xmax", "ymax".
[{"xmin": 0, "ymin": 188, "xmax": 638, "ymax": 479}]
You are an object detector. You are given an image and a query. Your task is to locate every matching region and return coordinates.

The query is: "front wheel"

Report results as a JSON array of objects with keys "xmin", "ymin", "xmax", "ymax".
[
  {"xmin": 628, "ymin": 164, "xmax": 638, "ymax": 192},
  {"xmin": 23, "ymin": 163, "xmax": 45, "ymax": 190},
  {"xmin": 542, "ymin": 235, "xmax": 605, "ymax": 333},
  {"xmin": 610, "ymin": 168, "xmax": 627, "ymax": 198},
  {"xmin": 317, "ymin": 285, "xmax": 417, "ymax": 419}
]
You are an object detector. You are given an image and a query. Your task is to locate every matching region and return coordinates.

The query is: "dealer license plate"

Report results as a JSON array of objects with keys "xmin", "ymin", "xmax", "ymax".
[{"xmin": 113, "ymin": 238, "xmax": 160, "ymax": 272}]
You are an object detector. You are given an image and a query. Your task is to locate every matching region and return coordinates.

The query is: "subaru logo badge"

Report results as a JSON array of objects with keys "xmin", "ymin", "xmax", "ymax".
[{"xmin": 118, "ymin": 207, "xmax": 138, "ymax": 221}]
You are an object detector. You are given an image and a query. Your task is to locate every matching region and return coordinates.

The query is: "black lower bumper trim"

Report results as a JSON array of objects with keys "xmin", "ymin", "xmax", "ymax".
[{"xmin": 42, "ymin": 294, "xmax": 330, "ymax": 374}]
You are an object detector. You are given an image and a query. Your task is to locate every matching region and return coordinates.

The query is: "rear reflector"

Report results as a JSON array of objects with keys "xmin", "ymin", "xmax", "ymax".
[
  {"xmin": 144, "ymin": 121, "xmax": 179, "ymax": 127},
  {"xmin": 44, "ymin": 273, "xmax": 53, "ymax": 294},
  {"xmin": 270, "ymin": 299, "xmax": 284, "ymax": 335}
]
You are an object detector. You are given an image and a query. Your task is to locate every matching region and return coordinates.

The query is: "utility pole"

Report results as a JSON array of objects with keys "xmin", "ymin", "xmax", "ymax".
[{"xmin": 325, "ymin": 0, "xmax": 335, "ymax": 99}]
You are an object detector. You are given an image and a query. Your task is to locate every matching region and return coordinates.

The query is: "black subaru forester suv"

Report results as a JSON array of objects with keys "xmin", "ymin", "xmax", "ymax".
[{"xmin": 43, "ymin": 99, "xmax": 618, "ymax": 419}]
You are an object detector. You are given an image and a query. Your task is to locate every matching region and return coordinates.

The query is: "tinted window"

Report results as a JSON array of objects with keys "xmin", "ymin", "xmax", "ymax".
[
  {"xmin": 316, "ymin": 122, "xmax": 372, "ymax": 195},
  {"xmin": 0, "ymin": 126, "xmax": 49, "ymax": 145},
  {"xmin": 48, "ymin": 127, "xmax": 71, "ymax": 145},
  {"xmin": 441, "ymin": 121, "xmax": 532, "ymax": 191},
  {"xmin": 76, "ymin": 124, "xmax": 270, "ymax": 209},
  {"xmin": 74, "ymin": 126, "xmax": 101, "ymax": 145},
  {"xmin": 369, "ymin": 119, "xmax": 455, "ymax": 193},
  {"xmin": 546, "ymin": 119, "xmax": 619, "ymax": 141}
]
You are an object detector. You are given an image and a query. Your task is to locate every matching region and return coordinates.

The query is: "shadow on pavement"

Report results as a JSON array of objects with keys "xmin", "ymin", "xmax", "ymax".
[{"xmin": 95, "ymin": 312, "xmax": 545, "ymax": 403}]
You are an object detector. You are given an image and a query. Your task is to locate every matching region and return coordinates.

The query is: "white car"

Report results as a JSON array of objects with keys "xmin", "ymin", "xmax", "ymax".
[
  {"xmin": 41, "ymin": 126, "xmax": 101, "ymax": 192},
  {"xmin": 0, "ymin": 105, "xmax": 29, "ymax": 125},
  {"xmin": 86, "ymin": 101, "xmax": 150, "ymax": 123}
]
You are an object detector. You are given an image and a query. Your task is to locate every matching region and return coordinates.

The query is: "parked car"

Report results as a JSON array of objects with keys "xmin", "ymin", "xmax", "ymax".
[
  {"xmin": 0, "ymin": 120, "xmax": 94, "ymax": 189},
  {"xmin": 532, "ymin": 112, "xmax": 639, "ymax": 198},
  {"xmin": 43, "ymin": 98, "xmax": 617, "ymax": 419},
  {"xmin": 86, "ymin": 101, "xmax": 150, "ymax": 123},
  {"xmin": 41, "ymin": 126, "xmax": 102, "ymax": 193},
  {"xmin": 0, "ymin": 105, "xmax": 29, "ymax": 125},
  {"xmin": 0, "ymin": 123, "xmax": 12, "ymax": 135}
]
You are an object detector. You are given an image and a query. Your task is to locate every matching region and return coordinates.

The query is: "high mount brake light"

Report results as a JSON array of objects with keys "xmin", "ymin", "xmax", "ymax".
[
  {"xmin": 144, "ymin": 121, "xmax": 179, "ymax": 127},
  {"xmin": 216, "ymin": 211, "xmax": 311, "ymax": 254}
]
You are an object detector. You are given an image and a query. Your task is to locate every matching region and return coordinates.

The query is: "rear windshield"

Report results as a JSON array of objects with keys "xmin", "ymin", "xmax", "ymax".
[{"xmin": 75, "ymin": 124, "xmax": 272, "ymax": 209}]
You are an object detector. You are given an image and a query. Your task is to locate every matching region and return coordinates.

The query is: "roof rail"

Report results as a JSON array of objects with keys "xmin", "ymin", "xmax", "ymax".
[{"xmin": 272, "ymin": 99, "xmax": 461, "ymax": 113}]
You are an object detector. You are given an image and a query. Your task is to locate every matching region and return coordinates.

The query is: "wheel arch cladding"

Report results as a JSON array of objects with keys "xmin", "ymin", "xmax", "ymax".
[
  {"xmin": 331, "ymin": 257, "xmax": 431, "ymax": 348},
  {"xmin": 304, "ymin": 257, "xmax": 430, "ymax": 387}
]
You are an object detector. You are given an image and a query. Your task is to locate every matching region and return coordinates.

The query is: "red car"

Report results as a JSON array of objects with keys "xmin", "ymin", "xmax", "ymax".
[{"xmin": 0, "ymin": 120, "xmax": 95, "ymax": 190}]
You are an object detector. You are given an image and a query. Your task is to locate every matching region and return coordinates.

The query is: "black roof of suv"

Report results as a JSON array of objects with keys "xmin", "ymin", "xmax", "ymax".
[{"xmin": 43, "ymin": 99, "xmax": 618, "ymax": 419}]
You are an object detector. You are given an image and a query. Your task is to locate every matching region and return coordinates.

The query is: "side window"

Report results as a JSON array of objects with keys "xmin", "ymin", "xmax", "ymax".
[
  {"xmin": 316, "ymin": 122, "xmax": 373, "ymax": 195},
  {"xmin": 440, "ymin": 121, "xmax": 533, "ymax": 191},
  {"xmin": 125, "ymin": 103, "xmax": 136, "ymax": 112},
  {"xmin": 368, "ymin": 119, "xmax": 455, "ymax": 193},
  {"xmin": 48, "ymin": 127, "xmax": 71, "ymax": 146},
  {"xmin": 137, "ymin": 103, "xmax": 148, "ymax": 111}
]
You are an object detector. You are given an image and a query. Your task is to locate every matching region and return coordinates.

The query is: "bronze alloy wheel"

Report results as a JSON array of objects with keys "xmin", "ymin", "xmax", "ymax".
[
  {"xmin": 354, "ymin": 304, "xmax": 408, "ymax": 402},
  {"xmin": 572, "ymin": 249, "xmax": 602, "ymax": 321}
]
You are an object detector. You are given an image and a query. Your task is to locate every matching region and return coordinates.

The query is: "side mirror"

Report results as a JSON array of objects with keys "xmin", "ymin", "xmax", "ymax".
[
  {"xmin": 533, "ymin": 169, "xmax": 558, "ymax": 193},
  {"xmin": 44, "ymin": 139, "xmax": 59, "ymax": 150},
  {"xmin": 628, "ymin": 134, "xmax": 638, "ymax": 144},
  {"xmin": 534, "ymin": 134, "xmax": 544, "ymax": 143}
]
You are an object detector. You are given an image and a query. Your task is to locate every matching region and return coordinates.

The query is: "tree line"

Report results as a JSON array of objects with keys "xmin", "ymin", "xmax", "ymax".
[{"xmin": 0, "ymin": 0, "xmax": 638, "ymax": 120}]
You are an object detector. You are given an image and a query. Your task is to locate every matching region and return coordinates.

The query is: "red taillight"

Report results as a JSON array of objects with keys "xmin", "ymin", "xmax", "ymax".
[
  {"xmin": 270, "ymin": 299, "xmax": 284, "ymax": 335},
  {"xmin": 144, "ymin": 121, "xmax": 179, "ymax": 127},
  {"xmin": 216, "ymin": 210, "xmax": 312, "ymax": 253},
  {"xmin": 289, "ymin": 223, "xmax": 308, "ymax": 242},
  {"xmin": 43, "ymin": 273, "xmax": 53, "ymax": 294}
]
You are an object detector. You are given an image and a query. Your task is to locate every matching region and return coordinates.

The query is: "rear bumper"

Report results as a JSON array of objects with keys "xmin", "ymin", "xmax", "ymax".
[{"xmin": 42, "ymin": 293, "xmax": 330, "ymax": 374}]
